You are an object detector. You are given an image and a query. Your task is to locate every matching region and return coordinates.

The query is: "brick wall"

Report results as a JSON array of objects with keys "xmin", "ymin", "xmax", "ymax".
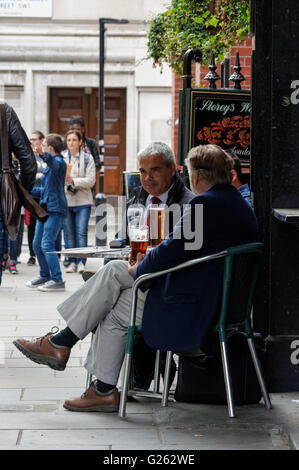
[{"xmin": 171, "ymin": 37, "xmax": 252, "ymax": 160}]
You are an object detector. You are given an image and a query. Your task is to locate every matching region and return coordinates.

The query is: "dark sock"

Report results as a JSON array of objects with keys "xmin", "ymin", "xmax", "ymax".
[
  {"xmin": 95, "ymin": 379, "xmax": 116, "ymax": 395},
  {"xmin": 51, "ymin": 326, "xmax": 79, "ymax": 349}
]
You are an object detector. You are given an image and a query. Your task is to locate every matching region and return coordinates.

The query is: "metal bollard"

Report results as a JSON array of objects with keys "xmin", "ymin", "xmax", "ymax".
[{"xmin": 95, "ymin": 193, "xmax": 107, "ymax": 247}]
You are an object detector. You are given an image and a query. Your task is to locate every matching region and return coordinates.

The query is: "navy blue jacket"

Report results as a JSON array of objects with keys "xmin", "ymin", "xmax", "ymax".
[
  {"xmin": 32, "ymin": 153, "xmax": 67, "ymax": 216},
  {"xmin": 134, "ymin": 183, "xmax": 259, "ymax": 351}
]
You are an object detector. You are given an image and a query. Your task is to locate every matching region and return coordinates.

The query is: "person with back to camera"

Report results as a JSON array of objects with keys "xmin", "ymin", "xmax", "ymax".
[
  {"xmin": 26, "ymin": 134, "xmax": 67, "ymax": 292},
  {"xmin": 62, "ymin": 129, "xmax": 96, "ymax": 274},
  {"xmin": 13, "ymin": 144, "xmax": 258, "ymax": 413},
  {"xmin": 0, "ymin": 102, "xmax": 36, "ymax": 286}
]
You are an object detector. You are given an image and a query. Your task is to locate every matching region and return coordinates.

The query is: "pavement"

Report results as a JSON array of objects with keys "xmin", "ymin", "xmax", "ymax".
[{"xmin": 0, "ymin": 248, "xmax": 299, "ymax": 451}]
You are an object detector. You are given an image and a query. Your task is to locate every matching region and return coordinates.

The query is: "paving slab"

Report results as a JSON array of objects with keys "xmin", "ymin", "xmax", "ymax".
[
  {"xmin": 157, "ymin": 427, "xmax": 286, "ymax": 450},
  {"xmin": 10, "ymin": 320, "xmax": 61, "ymax": 326},
  {"xmin": 0, "ymin": 389, "xmax": 22, "ymax": 402},
  {"xmin": 0, "ymin": 367, "xmax": 55, "ymax": 378},
  {"xmin": 0, "ymin": 326, "xmax": 18, "ymax": 336},
  {"xmin": 20, "ymin": 428, "xmax": 161, "ymax": 448},
  {"xmin": 4, "ymin": 357, "xmax": 80, "ymax": 368},
  {"xmin": 21, "ymin": 387, "xmax": 87, "ymax": 401},
  {"xmin": 0, "ymin": 376, "xmax": 87, "ymax": 389},
  {"xmin": 0, "ymin": 410, "xmax": 155, "ymax": 430},
  {"xmin": 0, "ymin": 315, "xmax": 17, "ymax": 321},
  {"xmin": 0, "ymin": 430, "xmax": 19, "ymax": 447}
]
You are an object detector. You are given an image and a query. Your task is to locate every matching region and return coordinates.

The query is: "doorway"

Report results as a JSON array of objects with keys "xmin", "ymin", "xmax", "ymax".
[{"xmin": 50, "ymin": 87, "xmax": 126, "ymax": 195}]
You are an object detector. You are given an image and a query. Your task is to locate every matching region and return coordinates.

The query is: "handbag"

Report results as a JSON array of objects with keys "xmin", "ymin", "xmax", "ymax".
[
  {"xmin": 0, "ymin": 104, "xmax": 48, "ymax": 240},
  {"xmin": 174, "ymin": 331, "xmax": 265, "ymax": 405}
]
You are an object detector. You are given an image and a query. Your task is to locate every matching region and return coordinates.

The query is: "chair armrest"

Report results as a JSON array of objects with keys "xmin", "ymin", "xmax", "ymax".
[
  {"xmin": 128, "ymin": 250, "xmax": 227, "ymax": 328},
  {"xmin": 133, "ymin": 249, "xmax": 227, "ymax": 292}
]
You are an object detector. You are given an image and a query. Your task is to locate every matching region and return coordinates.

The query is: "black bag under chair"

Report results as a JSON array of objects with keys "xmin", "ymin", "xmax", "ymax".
[{"xmin": 174, "ymin": 331, "xmax": 265, "ymax": 406}]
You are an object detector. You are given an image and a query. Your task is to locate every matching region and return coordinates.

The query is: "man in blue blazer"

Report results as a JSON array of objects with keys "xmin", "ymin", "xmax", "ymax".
[
  {"xmin": 13, "ymin": 144, "xmax": 258, "ymax": 413},
  {"xmin": 134, "ymin": 145, "xmax": 258, "ymax": 351}
]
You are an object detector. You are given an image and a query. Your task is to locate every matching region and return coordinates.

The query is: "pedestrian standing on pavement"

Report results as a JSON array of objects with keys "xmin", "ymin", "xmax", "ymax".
[
  {"xmin": 26, "ymin": 130, "xmax": 46, "ymax": 266},
  {"xmin": 2, "ymin": 210, "xmax": 25, "ymax": 275},
  {"xmin": 26, "ymin": 134, "xmax": 67, "ymax": 292},
  {"xmin": 2, "ymin": 155, "xmax": 25, "ymax": 274},
  {"xmin": 0, "ymin": 103, "xmax": 36, "ymax": 286},
  {"xmin": 68, "ymin": 116, "xmax": 101, "ymax": 171},
  {"xmin": 62, "ymin": 130, "xmax": 95, "ymax": 274}
]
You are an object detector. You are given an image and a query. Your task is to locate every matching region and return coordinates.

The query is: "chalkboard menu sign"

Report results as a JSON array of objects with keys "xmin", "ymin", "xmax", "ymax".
[{"xmin": 179, "ymin": 88, "xmax": 251, "ymax": 168}]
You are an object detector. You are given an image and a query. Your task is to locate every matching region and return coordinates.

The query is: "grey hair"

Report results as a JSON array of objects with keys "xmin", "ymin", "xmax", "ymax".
[
  {"xmin": 185, "ymin": 144, "xmax": 234, "ymax": 185},
  {"xmin": 137, "ymin": 141, "xmax": 175, "ymax": 166}
]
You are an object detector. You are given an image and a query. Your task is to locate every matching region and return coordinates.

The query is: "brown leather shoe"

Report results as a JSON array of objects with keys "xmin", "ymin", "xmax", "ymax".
[
  {"xmin": 63, "ymin": 382, "xmax": 119, "ymax": 412},
  {"xmin": 13, "ymin": 327, "xmax": 70, "ymax": 371}
]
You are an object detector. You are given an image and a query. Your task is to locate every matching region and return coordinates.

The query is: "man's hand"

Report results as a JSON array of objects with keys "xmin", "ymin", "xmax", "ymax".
[{"xmin": 128, "ymin": 252, "xmax": 146, "ymax": 277}]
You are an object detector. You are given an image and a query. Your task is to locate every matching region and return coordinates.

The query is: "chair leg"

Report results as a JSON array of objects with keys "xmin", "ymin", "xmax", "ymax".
[
  {"xmin": 153, "ymin": 350, "xmax": 161, "ymax": 393},
  {"xmin": 161, "ymin": 351, "xmax": 173, "ymax": 407},
  {"xmin": 86, "ymin": 333, "xmax": 94, "ymax": 389},
  {"xmin": 86, "ymin": 372, "xmax": 93, "ymax": 389},
  {"xmin": 119, "ymin": 352, "xmax": 133, "ymax": 418},
  {"xmin": 247, "ymin": 337, "xmax": 272, "ymax": 410},
  {"xmin": 220, "ymin": 341, "xmax": 235, "ymax": 418}
]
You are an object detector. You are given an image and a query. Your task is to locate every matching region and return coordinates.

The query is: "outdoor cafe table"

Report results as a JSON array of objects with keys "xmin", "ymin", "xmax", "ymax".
[{"xmin": 58, "ymin": 246, "xmax": 132, "ymax": 260}]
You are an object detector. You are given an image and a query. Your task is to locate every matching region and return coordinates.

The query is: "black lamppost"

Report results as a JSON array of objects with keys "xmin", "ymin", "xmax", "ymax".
[
  {"xmin": 95, "ymin": 18, "xmax": 128, "ymax": 247},
  {"xmin": 98, "ymin": 18, "xmax": 129, "ymax": 188}
]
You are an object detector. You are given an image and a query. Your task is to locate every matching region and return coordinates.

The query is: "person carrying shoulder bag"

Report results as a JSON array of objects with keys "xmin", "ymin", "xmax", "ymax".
[
  {"xmin": 0, "ymin": 102, "xmax": 36, "ymax": 285},
  {"xmin": 62, "ymin": 129, "xmax": 95, "ymax": 274}
]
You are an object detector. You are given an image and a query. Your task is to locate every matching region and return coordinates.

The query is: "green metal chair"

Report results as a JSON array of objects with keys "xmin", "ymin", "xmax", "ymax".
[{"xmin": 119, "ymin": 242, "xmax": 272, "ymax": 418}]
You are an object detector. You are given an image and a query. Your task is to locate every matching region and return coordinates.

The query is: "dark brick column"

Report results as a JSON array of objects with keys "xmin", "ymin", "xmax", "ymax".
[{"xmin": 251, "ymin": 0, "xmax": 299, "ymax": 391}]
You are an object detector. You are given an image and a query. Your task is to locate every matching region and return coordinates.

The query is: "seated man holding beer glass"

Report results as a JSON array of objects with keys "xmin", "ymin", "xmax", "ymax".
[
  {"xmin": 118, "ymin": 140, "xmax": 194, "ymax": 244},
  {"xmin": 13, "ymin": 143, "xmax": 258, "ymax": 413}
]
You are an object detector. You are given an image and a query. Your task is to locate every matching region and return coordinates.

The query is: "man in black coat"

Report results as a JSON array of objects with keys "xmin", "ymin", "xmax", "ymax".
[
  {"xmin": 117, "ymin": 142, "xmax": 193, "ymax": 243},
  {"xmin": 116, "ymin": 141, "xmax": 194, "ymax": 388},
  {"xmin": 0, "ymin": 103, "xmax": 36, "ymax": 284}
]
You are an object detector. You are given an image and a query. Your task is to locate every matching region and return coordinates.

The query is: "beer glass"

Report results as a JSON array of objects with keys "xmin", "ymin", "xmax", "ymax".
[
  {"xmin": 128, "ymin": 224, "xmax": 149, "ymax": 264},
  {"xmin": 149, "ymin": 206, "xmax": 165, "ymax": 247},
  {"xmin": 127, "ymin": 206, "xmax": 145, "ymax": 228}
]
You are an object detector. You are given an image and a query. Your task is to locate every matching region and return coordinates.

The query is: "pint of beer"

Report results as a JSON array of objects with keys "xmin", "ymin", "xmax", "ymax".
[
  {"xmin": 129, "ymin": 225, "xmax": 149, "ymax": 264},
  {"xmin": 149, "ymin": 207, "xmax": 165, "ymax": 247}
]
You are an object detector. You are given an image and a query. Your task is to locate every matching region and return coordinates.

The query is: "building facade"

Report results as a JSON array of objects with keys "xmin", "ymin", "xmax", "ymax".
[{"xmin": 0, "ymin": 0, "xmax": 172, "ymax": 194}]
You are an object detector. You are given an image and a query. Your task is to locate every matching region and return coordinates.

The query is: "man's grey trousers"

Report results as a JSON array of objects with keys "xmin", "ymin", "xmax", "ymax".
[{"xmin": 57, "ymin": 260, "xmax": 147, "ymax": 385}]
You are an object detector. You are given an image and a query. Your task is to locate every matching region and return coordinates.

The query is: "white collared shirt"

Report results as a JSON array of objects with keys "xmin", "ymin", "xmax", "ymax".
[
  {"xmin": 145, "ymin": 187, "xmax": 170, "ymax": 209},
  {"xmin": 142, "ymin": 185, "xmax": 173, "ymax": 223}
]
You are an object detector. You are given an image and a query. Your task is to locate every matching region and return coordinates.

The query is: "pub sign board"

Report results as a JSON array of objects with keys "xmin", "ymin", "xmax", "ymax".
[{"xmin": 179, "ymin": 88, "xmax": 251, "ymax": 168}]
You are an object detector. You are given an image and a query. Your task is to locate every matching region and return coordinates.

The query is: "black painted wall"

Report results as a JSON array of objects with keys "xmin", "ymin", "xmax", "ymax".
[{"xmin": 252, "ymin": 0, "xmax": 299, "ymax": 391}]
